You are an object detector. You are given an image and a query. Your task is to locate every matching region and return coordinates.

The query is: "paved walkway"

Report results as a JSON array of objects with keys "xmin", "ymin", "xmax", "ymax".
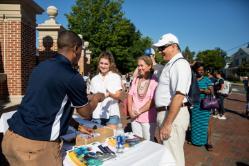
[{"xmin": 185, "ymin": 93, "xmax": 249, "ymax": 166}]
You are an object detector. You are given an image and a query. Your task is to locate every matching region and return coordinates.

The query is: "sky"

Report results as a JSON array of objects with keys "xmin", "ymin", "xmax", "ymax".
[{"xmin": 34, "ymin": 0, "xmax": 249, "ymax": 56}]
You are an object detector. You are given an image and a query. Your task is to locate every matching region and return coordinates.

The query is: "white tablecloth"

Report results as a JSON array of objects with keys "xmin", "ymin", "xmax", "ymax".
[
  {"xmin": 63, "ymin": 140, "xmax": 176, "ymax": 166},
  {"xmin": 0, "ymin": 111, "xmax": 16, "ymax": 133}
]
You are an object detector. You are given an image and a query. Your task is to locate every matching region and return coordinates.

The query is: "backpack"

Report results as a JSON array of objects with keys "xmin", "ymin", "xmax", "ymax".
[
  {"xmin": 170, "ymin": 58, "xmax": 200, "ymax": 107},
  {"xmin": 218, "ymin": 80, "xmax": 232, "ymax": 96}
]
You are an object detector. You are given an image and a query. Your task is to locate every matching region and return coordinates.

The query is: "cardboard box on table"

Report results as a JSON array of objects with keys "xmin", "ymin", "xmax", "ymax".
[{"xmin": 76, "ymin": 127, "xmax": 114, "ymax": 146}]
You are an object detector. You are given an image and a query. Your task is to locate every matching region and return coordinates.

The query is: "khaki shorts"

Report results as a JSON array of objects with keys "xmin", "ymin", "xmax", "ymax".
[{"xmin": 2, "ymin": 129, "xmax": 62, "ymax": 166}]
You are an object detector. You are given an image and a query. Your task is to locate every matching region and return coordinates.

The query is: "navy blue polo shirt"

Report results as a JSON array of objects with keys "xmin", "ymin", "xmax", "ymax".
[{"xmin": 8, "ymin": 54, "xmax": 88, "ymax": 141}]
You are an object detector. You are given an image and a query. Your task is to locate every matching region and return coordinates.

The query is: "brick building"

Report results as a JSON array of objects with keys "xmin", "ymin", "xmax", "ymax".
[
  {"xmin": 0, "ymin": 1, "xmax": 92, "ymax": 104},
  {"xmin": 0, "ymin": 0, "xmax": 44, "ymax": 102}
]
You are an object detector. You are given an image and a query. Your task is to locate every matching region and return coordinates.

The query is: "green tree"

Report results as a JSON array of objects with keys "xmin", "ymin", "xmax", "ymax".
[
  {"xmin": 66, "ymin": 0, "xmax": 152, "ymax": 74},
  {"xmin": 196, "ymin": 49, "xmax": 226, "ymax": 71},
  {"xmin": 154, "ymin": 51, "xmax": 165, "ymax": 65},
  {"xmin": 182, "ymin": 46, "xmax": 195, "ymax": 63}
]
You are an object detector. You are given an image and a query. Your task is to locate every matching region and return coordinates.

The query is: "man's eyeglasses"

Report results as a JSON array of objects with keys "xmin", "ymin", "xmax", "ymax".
[{"xmin": 157, "ymin": 44, "xmax": 172, "ymax": 52}]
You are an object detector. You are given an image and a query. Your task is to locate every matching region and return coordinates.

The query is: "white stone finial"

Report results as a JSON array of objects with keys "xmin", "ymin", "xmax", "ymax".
[{"xmin": 47, "ymin": 6, "xmax": 58, "ymax": 19}]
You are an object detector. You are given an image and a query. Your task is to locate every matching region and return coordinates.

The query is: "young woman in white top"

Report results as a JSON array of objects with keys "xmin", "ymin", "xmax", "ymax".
[{"xmin": 90, "ymin": 51, "xmax": 123, "ymax": 129}]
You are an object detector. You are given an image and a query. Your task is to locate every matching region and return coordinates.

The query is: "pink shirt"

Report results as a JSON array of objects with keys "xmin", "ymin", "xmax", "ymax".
[{"xmin": 128, "ymin": 76, "xmax": 158, "ymax": 123}]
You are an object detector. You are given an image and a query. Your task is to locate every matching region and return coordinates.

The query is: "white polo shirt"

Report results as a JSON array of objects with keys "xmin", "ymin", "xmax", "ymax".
[
  {"xmin": 90, "ymin": 71, "xmax": 122, "ymax": 119},
  {"xmin": 155, "ymin": 53, "xmax": 191, "ymax": 107}
]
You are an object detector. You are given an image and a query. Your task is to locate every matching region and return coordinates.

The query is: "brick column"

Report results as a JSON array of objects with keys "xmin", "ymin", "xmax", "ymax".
[
  {"xmin": 0, "ymin": 1, "xmax": 44, "ymax": 102},
  {"xmin": 36, "ymin": 6, "xmax": 65, "ymax": 63}
]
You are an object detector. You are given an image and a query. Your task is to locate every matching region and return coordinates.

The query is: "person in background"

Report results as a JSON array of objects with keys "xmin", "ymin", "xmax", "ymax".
[
  {"xmin": 243, "ymin": 76, "xmax": 249, "ymax": 117},
  {"xmin": 90, "ymin": 51, "xmax": 123, "ymax": 129},
  {"xmin": 144, "ymin": 48, "xmax": 164, "ymax": 79},
  {"xmin": 133, "ymin": 48, "xmax": 164, "ymax": 80},
  {"xmin": 213, "ymin": 71, "xmax": 226, "ymax": 120},
  {"xmin": 2, "ymin": 30, "xmax": 105, "ymax": 166},
  {"xmin": 153, "ymin": 33, "xmax": 191, "ymax": 166},
  {"xmin": 191, "ymin": 62, "xmax": 214, "ymax": 151},
  {"xmin": 127, "ymin": 56, "xmax": 158, "ymax": 141},
  {"xmin": 207, "ymin": 71, "xmax": 217, "ymax": 116},
  {"xmin": 207, "ymin": 71, "xmax": 216, "ymax": 85},
  {"xmin": 121, "ymin": 75, "xmax": 127, "ymax": 92}
]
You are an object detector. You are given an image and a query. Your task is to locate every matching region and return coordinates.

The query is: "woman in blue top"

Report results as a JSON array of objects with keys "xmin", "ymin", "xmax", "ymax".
[{"xmin": 191, "ymin": 62, "xmax": 213, "ymax": 150}]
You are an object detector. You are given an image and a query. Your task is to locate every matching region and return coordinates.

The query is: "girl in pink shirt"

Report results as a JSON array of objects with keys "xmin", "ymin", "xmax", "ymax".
[{"xmin": 128, "ymin": 56, "xmax": 158, "ymax": 141}]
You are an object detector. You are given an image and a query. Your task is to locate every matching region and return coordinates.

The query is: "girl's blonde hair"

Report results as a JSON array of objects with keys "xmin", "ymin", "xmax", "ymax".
[{"xmin": 97, "ymin": 51, "xmax": 119, "ymax": 74}]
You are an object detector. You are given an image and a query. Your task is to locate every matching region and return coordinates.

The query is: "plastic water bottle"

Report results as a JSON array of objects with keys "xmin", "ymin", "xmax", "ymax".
[{"xmin": 116, "ymin": 123, "xmax": 124, "ymax": 153}]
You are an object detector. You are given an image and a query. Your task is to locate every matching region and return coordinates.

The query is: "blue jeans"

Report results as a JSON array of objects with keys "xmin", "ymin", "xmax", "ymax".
[{"xmin": 92, "ymin": 115, "xmax": 120, "ymax": 126}]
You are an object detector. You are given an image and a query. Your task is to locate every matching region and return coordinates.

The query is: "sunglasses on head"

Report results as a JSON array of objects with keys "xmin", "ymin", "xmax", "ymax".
[{"xmin": 157, "ymin": 44, "xmax": 173, "ymax": 52}]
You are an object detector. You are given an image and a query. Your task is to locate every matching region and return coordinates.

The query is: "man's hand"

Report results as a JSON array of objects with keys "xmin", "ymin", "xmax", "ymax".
[
  {"xmin": 159, "ymin": 123, "xmax": 172, "ymax": 141},
  {"xmin": 78, "ymin": 125, "xmax": 93, "ymax": 135},
  {"xmin": 76, "ymin": 93, "xmax": 105, "ymax": 119}
]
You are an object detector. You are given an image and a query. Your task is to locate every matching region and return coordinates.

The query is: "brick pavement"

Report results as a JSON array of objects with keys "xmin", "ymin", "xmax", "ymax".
[{"xmin": 184, "ymin": 93, "xmax": 249, "ymax": 166}]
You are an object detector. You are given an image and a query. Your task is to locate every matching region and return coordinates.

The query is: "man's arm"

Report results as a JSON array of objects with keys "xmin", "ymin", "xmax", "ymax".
[
  {"xmin": 159, "ymin": 92, "xmax": 185, "ymax": 140},
  {"xmin": 76, "ymin": 93, "xmax": 105, "ymax": 119},
  {"xmin": 69, "ymin": 118, "xmax": 80, "ymax": 129},
  {"xmin": 69, "ymin": 118, "xmax": 93, "ymax": 134}
]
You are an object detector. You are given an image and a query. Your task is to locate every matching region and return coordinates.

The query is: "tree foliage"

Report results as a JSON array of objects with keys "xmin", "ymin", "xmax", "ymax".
[
  {"xmin": 182, "ymin": 46, "xmax": 195, "ymax": 63},
  {"xmin": 66, "ymin": 0, "xmax": 152, "ymax": 74},
  {"xmin": 196, "ymin": 48, "xmax": 226, "ymax": 71}
]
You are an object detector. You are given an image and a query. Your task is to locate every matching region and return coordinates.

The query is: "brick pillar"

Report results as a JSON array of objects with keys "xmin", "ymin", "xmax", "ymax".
[
  {"xmin": 0, "ymin": 1, "xmax": 44, "ymax": 102},
  {"xmin": 84, "ymin": 49, "xmax": 92, "ymax": 76},
  {"xmin": 78, "ymin": 38, "xmax": 91, "ymax": 76},
  {"xmin": 36, "ymin": 6, "xmax": 65, "ymax": 63}
]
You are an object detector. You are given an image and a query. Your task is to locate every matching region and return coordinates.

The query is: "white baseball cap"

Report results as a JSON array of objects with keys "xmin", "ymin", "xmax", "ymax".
[{"xmin": 153, "ymin": 33, "xmax": 179, "ymax": 47}]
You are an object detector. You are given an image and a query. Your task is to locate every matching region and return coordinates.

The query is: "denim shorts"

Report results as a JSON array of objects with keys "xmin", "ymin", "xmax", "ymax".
[{"xmin": 92, "ymin": 115, "xmax": 120, "ymax": 126}]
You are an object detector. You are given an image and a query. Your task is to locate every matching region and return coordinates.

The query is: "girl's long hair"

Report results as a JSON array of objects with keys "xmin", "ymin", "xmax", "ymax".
[{"xmin": 97, "ymin": 51, "xmax": 119, "ymax": 74}]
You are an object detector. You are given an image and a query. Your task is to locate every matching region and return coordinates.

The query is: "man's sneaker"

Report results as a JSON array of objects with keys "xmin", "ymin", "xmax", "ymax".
[
  {"xmin": 212, "ymin": 115, "xmax": 219, "ymax": 118},
  {"xmin": 218, "ymin": 115, "xmax": 227, "ymax": 120}
]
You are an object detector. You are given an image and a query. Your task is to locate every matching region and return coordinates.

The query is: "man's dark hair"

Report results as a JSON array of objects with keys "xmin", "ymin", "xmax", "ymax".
[{"xmin": 57, "ymin": 30, "xmax": 82, "ymax": 50}]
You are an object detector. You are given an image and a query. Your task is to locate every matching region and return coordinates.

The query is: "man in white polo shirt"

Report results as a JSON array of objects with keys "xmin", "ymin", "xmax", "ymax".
[{"xmin": 153, "ymin": 33, "xmax": 191, "ymax": 166}]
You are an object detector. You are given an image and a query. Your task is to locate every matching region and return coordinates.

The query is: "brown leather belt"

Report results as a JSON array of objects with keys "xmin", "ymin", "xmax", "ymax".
[{"xmin": 156, "ymin": 102, "xmax": 190, "ymax": 112}]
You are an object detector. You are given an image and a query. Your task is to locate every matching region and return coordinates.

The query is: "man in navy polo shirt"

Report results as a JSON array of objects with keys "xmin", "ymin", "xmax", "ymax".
[{"xmin": 2, "ymin": 30, "xmax": 105, "ymax": 166}]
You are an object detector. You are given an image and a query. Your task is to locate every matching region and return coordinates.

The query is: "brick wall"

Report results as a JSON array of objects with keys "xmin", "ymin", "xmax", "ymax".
[
  {"xmin": 0, "ymin": 21, "xmax": 4, "ymax": 73},
  {"xmin": 0, "ymin": 20, "xmax": 8, "ymax": 100},
  {"xmin": 20, "ymin": 19, "xmax": 36, "ymax": 94},
  {"xmin": 0, "ymin": 18, "xmax": 37, "ymax": 100},
  {"xmin": 0, "ymin": 20, "xmax": 22, "ymax": 99}
]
